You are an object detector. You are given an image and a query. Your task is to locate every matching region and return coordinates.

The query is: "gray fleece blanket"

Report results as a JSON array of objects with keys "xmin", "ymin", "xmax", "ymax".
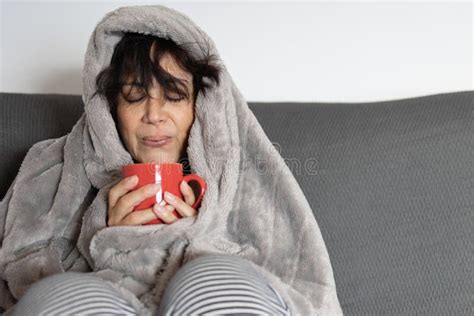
[{"xmin": 0, "ymin": 5, "xmax": 342, "ymax": 315}]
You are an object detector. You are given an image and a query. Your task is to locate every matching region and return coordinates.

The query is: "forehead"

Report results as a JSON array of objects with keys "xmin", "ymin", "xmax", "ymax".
[{"xmin": 150, "ymin": 43, "xmax": 192, "ymax": 85}]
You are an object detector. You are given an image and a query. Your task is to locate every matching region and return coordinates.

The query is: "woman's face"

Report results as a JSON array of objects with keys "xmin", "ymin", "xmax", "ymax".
[{"xmin": 116, "ymin": 44, "xmax": 195, "ymax": 163}]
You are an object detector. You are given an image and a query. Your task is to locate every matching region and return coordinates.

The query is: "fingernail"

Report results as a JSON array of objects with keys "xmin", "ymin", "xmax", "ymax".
[
  {"xmin": 164, "ymin": 191, "xmax": 175, "ymax": 202},
  {"xmin": 127, "ymin": 175, "xmax": 138, "ymax": 185},
  {"xmin": 154, "ymin": 204, "xmax": 167, "ymax": 214},
  {"xmin": 147, "ymin": 184, "xmax": 161, "ymax": 194}
]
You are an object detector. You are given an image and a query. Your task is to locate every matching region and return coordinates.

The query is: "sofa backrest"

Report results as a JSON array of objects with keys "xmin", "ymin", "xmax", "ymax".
[
  {"xmin": 1, "ymin": 93, "xmax": 84, "ymax": 200},
  {"xmin": 1, "ymin": 91, "xmax": 472, "ymax": 315}
]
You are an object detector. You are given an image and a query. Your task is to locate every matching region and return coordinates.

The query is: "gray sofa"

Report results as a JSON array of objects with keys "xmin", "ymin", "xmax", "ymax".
[{"xmin": 1, "ymin": 91, "xmax": 472, "ymax": 315}]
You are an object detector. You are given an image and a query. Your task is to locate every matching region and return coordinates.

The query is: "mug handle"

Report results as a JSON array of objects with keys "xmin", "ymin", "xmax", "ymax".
[{"xmin": 182, "ymin": 174, "xmax": 207, "ymax": 209}]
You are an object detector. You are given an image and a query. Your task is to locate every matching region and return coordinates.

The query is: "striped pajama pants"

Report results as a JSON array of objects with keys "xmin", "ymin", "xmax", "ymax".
[{"xmin": 13, "ymin": 254, "xmax": 290, "ymax": 315}]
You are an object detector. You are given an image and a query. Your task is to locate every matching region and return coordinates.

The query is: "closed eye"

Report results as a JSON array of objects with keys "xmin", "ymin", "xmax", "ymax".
[
  {"xmin": 120, "ymin": 83, "xmax": 188, "ymax": 104},
  {"xmin": 125, "ymin": 95, "xmax": 185, "ymax": 104},
  {"xmin": 166, "ymin": 95, "xmax": 185, "ymax": 102},
  {"xmin": 127, "ymin": 96, "xmax": 146, "ymax": 103},
  {"xmin": 121, "ymin": 84, "xmax": 146, "ymax": 103}
]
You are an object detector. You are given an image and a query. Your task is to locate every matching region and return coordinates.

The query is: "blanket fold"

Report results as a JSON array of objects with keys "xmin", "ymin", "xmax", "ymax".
[{"xmin": 0, "ymin": 5, "xmax": 342, "ymax": 315}]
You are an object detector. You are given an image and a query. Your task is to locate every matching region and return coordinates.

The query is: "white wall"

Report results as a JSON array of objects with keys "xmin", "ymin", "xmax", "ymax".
[{"xmin": 1, "ymin": 0, "xmax": 472, "ymax": 103}]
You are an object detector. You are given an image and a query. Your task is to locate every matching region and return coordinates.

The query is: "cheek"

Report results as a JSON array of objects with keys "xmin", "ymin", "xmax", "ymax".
[
  {"xmin": 171, "ymin": 105, "xmax": 193, "ymax": 131},
  {"xmin": 179, "ymin": 107, "xmax": 195, "ymax": 133},
  {"xmin": 116, "ymin": 109, "xmax": 127, "ymax": 134},
  {"xmin": 117, "ymin": 108, "xmax": 137, "ymax": 140}
]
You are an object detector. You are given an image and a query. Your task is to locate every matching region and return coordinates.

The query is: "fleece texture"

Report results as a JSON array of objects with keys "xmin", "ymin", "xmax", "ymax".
[{"xmin": 0, "ymin": 5, "xmax": 342, "ymax": 315}]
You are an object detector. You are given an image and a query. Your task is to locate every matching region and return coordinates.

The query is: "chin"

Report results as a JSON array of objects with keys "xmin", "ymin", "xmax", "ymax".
[{"xmin": 138, "ymin": 152, "xmax": 179, "ymax": 164}]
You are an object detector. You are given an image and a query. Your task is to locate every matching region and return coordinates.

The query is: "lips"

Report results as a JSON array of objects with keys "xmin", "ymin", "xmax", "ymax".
[
  {"xmin": 143, "ymin": 135, "xmax": 170, "ymax": 142},
  {"xmin": 142, "ymin": 135, "xmax": 172, "ymax": 148}
]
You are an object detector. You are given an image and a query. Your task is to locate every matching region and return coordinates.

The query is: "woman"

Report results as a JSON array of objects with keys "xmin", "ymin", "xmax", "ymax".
[
  {"xmin": 11, "ymin": 30, "xmax": 291, "ymax": 316},
  {"xmin": 98, "ymin": 32, "xmax": 219, "ymax": 226},
  {"xmin": 0, "ymin": 5, "xmax": 342, "ymax": 315}
]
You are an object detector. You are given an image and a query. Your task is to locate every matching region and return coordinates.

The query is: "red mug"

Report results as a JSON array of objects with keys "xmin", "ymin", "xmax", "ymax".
[{"xmin": 122, "ymin": 162, "xmax": 207, "ymax": 225}]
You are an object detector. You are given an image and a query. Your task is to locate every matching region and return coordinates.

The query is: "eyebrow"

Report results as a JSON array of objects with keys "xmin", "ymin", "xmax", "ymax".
[
  {"xmin": 180, "ymin": 78, "xmax": 191, "ymax": 87},
  {"xmin": 178, "ymin": 78, "xmax": 193, "ymax": 93},
  {"xmin": 123, "ymin": 77, "xmax": 189, "ymax": 84},
  {"xmin": 121, "ymin": 77, "xmax": 192, "ymax": 94}
]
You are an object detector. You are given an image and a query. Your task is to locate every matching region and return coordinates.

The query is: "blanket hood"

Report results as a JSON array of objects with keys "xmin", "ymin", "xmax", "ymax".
[{"xmin": 81, "ymin": 5, "xmax": 237, "ymax": 193}]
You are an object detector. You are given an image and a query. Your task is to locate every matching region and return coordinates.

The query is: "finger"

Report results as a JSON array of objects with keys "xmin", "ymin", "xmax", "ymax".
[
  {"xmin": 180, "ymin": 181, "xmax": 196, "ymax": 206},
  {"xmin": 120, "ymin": 208, "xmax": 161, "ymax": 226},
  {"xmin": 113, "ymin": 183, "xmax": 161, "ymax": 221},
  {"xmin": 108, "ymin": 175, "xmax": 139, "ymax": 208},
  {"xmin": 153, "ymin": 204, "xmax": 179, "ymax": 224},
  {"xmin": 163, "ymin": 191, "xmax": 197, "ymax": 218}
]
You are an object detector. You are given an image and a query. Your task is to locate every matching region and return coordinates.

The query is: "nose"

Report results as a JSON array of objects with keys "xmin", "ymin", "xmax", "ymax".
[{"xmin": 143, "ymin": 96, "xmax": 167, "ymax": 124}]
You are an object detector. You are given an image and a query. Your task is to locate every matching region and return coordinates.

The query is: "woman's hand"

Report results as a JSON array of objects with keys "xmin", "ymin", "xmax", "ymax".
[
  {"xmin": 152, "ymin": 180, "xmax": 197, "ymax": 224},
  {"xmin": 107, "ymin": 175, "xmax": 162, "ymax": 226}
]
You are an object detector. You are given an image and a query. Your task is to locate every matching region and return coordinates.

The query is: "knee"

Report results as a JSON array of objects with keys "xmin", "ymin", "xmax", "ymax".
[
  {"xmin": 13, "ymin": 272, "xmax": 109, "ymax": 316},
  {"xmin": 182, "ymin": 253, "xmax": 257, "ymax": 271},
  {"xmin": 20, "ymin": 272, "xmax": 103, "ymax": 298},
  {"xmin": 177, "ymin": 253, "xmax": 268, "ymax": 282},
  {"xmin": 159, "ymin": 254, "xmax": 290, "ymax": 315}
]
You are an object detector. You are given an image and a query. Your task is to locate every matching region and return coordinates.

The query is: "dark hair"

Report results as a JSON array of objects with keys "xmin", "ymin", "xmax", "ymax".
[{"xmin": 94, "ymin": 32, "xmax": 221, "ymax": 123}]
